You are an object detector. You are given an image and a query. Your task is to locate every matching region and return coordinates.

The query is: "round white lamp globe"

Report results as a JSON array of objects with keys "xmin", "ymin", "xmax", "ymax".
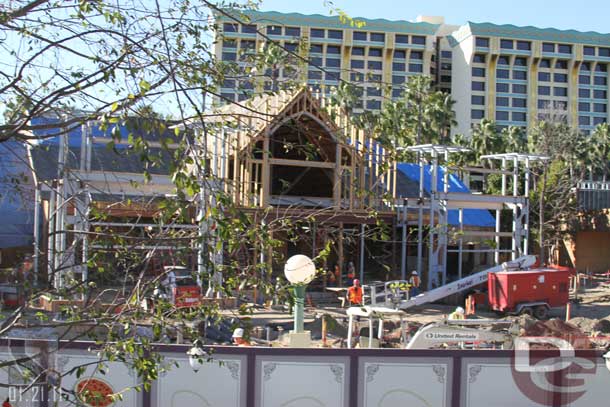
[
  {"xmin": 284, "ymin": 254, "xmax": 316, "ymax": 285},
  {"xmin": 187, "ymin": 346, "xmax": 207, "ymax": 372}
]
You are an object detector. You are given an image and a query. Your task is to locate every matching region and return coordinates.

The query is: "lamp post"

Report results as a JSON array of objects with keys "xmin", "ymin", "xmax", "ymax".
[{"xmin": 284, "ymin": 254, "xmax": 316, "ymax": 347}]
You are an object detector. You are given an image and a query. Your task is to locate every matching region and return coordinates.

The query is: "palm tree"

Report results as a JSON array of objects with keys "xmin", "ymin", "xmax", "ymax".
[
  {"xmin": 470, "ymin": 119, "xmax": 500, "ymax": 161},
  {"xmin": 501, "ymin": 126, "xmax": 527, "ymax": 153},
  {"xmin": 591, "ymin": 123, "xmax": 610, "ymax": 181}
]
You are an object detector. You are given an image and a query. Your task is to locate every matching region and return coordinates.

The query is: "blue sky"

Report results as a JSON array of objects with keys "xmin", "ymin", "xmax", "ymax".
[{"xmin": 259, "ymin": 0, "xmax": 610, "ymax": 33}]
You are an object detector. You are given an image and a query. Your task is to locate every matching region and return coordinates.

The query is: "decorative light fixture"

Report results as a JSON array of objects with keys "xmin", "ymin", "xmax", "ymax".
[
  {"xmin": 284, "ymin": 254, "xmax": 316, "ymax": 347},
  {"xmin": 187, "ymin": 341, "xmax": 208, "ymax": 372}
]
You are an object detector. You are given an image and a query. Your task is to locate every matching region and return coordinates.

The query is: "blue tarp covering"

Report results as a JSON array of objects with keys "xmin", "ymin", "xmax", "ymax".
[{"xmin": 396, "ymin": 163, "xmax": 495, "ymax": 228}]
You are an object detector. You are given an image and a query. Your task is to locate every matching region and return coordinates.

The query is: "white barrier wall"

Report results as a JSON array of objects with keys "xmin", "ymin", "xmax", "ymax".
[{"xmin": 0, "ymin": 341, "xmax": 609, "ymax": 407}]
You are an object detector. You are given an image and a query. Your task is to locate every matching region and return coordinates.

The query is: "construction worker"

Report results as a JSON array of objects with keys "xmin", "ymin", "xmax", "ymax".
[
  {"xmin": 3, "ymin": 398, "xmax": 12, "ymax": 407},
  {"xmin": 232, "ymin": 328, "xmax": 251, "ymax": 347},
  {"xmin": 409, "ymin": 271, "xmax": 421, "ymax": 297},
  {"xmin": 448, "ymin": 306, "xmax": 466, "ymax": 320},
  {"xmin": 347, "ymin": 279, "xmax": 364, "ymax": 306},
  {"xmin": 346, "ymin": 261, "xmax": 356, "ymax": 286}
]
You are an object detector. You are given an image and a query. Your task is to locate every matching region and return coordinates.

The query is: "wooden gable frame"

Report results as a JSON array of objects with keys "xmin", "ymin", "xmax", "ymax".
[{"xmin": 209, "ymin": 88, "xmax": 397, "ymax": 213}]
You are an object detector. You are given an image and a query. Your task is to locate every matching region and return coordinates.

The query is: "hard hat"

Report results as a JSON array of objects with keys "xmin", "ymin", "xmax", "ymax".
[
  {"xmin": 353, "ymin": 279, "xmax": 360, "ymax": 286},
  {"xmin": 411, "ymin": 271, "xmax": 418, "ymax": 275},
  {"xmin": 455, "ymin": 307, "xmax": 465, "ymax": 314},
  {"xmin": 232, "ymin": 328, "xmax": 244, "ymax": 338}
]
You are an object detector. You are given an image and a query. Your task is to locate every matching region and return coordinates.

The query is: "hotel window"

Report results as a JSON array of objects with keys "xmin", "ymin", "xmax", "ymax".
[
  {"xmin": 350, "ymin": 72, "xmax": 363, "ymax": 82},
  {"xmin": 241, "ymin": 40, "xmax": 255, "ymax": 50},
  {"xmin": 579, "ymin": 116, "xmax": 591, "ymax": 126},
  {"xmin": 396, "ymin": 34, "xmax": 409, "ymax": 44},
  {"xmin": 412, "ymin": 35, "xmax": 426, "ymax": 45},
  {"xmin": 367, "ymin": 87, "xmax": 382, "ymax": 96},
  {"xmin": 600, "ymin": 48, "xmax": 610, "ymax": 57},
  {"xmin": 473, "ymin": 54, "xmax": 486, "ymax": 63},
  {"xmin": 472, "ymin": 95, "xmax": 485, "ymax": 105},
  {"xmin": 308, "ymin": 70, "xmax": 322, "ymax": 80},
  {"xmin": 500, "ymin": 39, "xmax": 514, "ymax": 49},
  {"xmin": 476, "ymin": 37, "xmax": 490, "ymax": 47},
  {"xmin": 538, "ymin": 86, "xmax": 551, "ymax": 95},
  {"xmin": 542, "ymin": 43, "xmax": 555, "ymax": 52},
  {"xmin": 392, "ymin": 75, "xmax": 405, "ymax": 85},
  {"xmin": 472, "ymin": 81, "xmax": 485, "ymax": 91},
  {"xmin": 441, "ymin": 62, "xmax": 452, "ymax": 70},
  {"xmin": 394, "ymin": 50, "xmax": 406, "ymax": 59},
  {"xmin": 327, "ymin": 45, "xmax": 341, "ymax": 54},
  {"xmin": 223, "ymin": 39, "xmax": 237, "ymax": 48},
  {"xmin": 558, "ymin": 44, "xmax": 572, "ymax": 54},
  {"xmin": 497, "ymin": 69, "xmax": 510, "ymax": 79},
  {"xmin": 285, "ymin": 27, "xmax": 301, "ymax": 36},
  {"xmin": 579, "ymin": 89, "xmax": 591, "ymax": 98},
  {"xmin": 353, "ymin": 31, "xmax": 367, "ymax": 41},
  {"xmin": 496, "ymin": 83, "xmax": 509, "ymax": 92},
  {"xmin": 311, "ymin": 28, "xmax": 325, "ymax": 38},
  {"xmin": 594, "ymin": 103, "xmax": 607, "ymax": 113},
  {"xmin": 393, "ymin": 62, "xmax": 406, "ymax": 71},
  {"xmin": 370, "ymin": 32, "xmax": 385, "ymax": 42},
  {"xmin": 222, "ymin": 79, "xmax": 235, "ymax": 88},
  {"xmin": 594, "ymin": 89, "xmax": 607, "ymax": 99},
  {"xmin": 309, "ymin": 56, "xmax": 323, "ymax": 66},
  {"xmin": 409, "ymin": 64, "xmax": 423, "ymax": 73},
  {"xmin": 242, "ymin": 24, "xmax": 257, "ymax": 34},
  {"xmin": 496, "ymin": 97, "xmax": 509, "ymax": 106},
  {"xmin": 538, "ymin": 100, "xmax": 550, "ymax": 109},
  {"xmin": 513, "ymin": 84, "xmax": 527, "ymax": 94},
  {"xmin": 539, "ymin": 59, "xmax": 551, "ymax": 68},
  {"xmin": 498, "ymin": 56, "xmax": 510, "ymax": 65},
  {"xmin": 367, "ymin": 100, "xmax": 381, "ymax": 109},
  {"xmin": 352, "ymin": 47, "xmax": 365, "ymax": 56},
  {"xmin": 411, "ymin": 51, "xmax": 423, "ymax": 60},
  {"xmin": 555, "ymin": 60, "xmax": 568, "ymax": 69},
  {"xmin": 368, "ymin": 73, "xmax": 382, "ymax": 81},
  {"xmin": 581, "ymin": 62, "xmax": 591, "ymax": 71},
  {"xmin": 516, "ymin": 41, "xmax": 531, "ymax": 51},
  {"xmin": 513, "ymin": 70, "xmax": 527, "ymax": 80},
  {"xmin": 285, "ymin": 43, "xmax": 298, "ymax": 52},
  {"xmin": 578, "ymin": 102, "xmax": 590, "ymax": 112},
  {"xmin": 222, "ymin": 52, "xmax": 236, "ymax": 61},
  {"xmin": 512, "ymin": 98, "xmax": 527, "ymax": 108},
  {"xmin": 441, "ymin": 51, "xmax": 452, "ymax": 58},
  {"xmin": 512, "ymin": 112, "xmax": 527, "ymax": 121},
  {"xmin": 267, "ymin": 25, "xmax": 282, "ymax": 35},
  {"xmin": 369, "ymin": 48, "xmax": 383, "ymax": 57},
  {"xmin": 392, "ymin": 89, "xmax": 403, "ymax": 98},
  {"xmin": 554, "ymin": 73, "xmax": 568, "ymax": 83},
  {"xmin": 328, "ymin": 30, "xmax": 343, "ymax": 39},
  {"xmin": 326, "ymin": 58, "xmax": 341, "ymax": 68},
  {"xmin": 554, "ymin": 87, "xmax": 568, "ymax": 97},
  {"xmin": 351, "ymin": 60, "xmax": 364, "ymax": 69},
  {"xmin": 223, "ymin": 23, "xmax": 238, "ymax": 32},
  {"xmin": 368, "ymin": 61, "xmax": 382, "ymax": 70},
  {"xmin": 594, "ymin": 76, "xmax": 608, "ymax": 86},
  {"xmin": 472, "ymin": 67, "xmax": 486, "ymax": 77},
  {"xmin": 584, "ymin": 46, "xmax": 596, "ymax": 56},
  {"xmin": 514, "ymin": 57, "xmax": 527, "ymax": 66},
  {"xmin": 538, "ymin": 72, "xmax": 551, "ymax": 81},
  {"xmin": 310, "ymin": 44, "xmax": 323, "ymax": 53},
  {"xmin": 596, "ymin": 64, "xmax": 608, "ymax": 72},
  {"xmin": 579, "ymin": 75, "xmax": 591, "ymax": 84},
  {"xmin": 496, "ymin": 111, "xmax": 509, "ymax": 120},
  {"xmin": 326, "ymin": 71, "xmax": 340, "ymax": 81},
  {"xmin": 441, "ymin": 75, "xmax": 452, "ymax": 82},
  {"xmin": 471, "ymin": 109, "xmax": 485, "ymax": 119},
  {"xmin": 593, "ymin": 117, "xmax": 607, "ymax": 125}
]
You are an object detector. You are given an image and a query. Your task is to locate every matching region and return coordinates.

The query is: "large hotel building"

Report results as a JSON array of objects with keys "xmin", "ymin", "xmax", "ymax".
[{"xmin": 214, "ymin": 10, "xmax": 610, "ymax": 135}]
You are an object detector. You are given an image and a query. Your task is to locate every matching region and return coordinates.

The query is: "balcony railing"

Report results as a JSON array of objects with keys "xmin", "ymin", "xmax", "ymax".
[{"xmin": 577, "ymin": 181, "xmax": 610, "ymax": 210}]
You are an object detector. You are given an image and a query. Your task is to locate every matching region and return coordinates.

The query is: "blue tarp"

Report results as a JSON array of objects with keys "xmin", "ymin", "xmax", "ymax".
[{"xmin": 396, "ymin": 163, "xmax": 496, "ymax": 228}]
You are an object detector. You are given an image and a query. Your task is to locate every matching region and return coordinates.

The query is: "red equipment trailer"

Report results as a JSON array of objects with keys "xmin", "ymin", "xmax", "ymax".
[{"xmin": 487, "ymin": 268, "xmax": 571, "ymax": 319}]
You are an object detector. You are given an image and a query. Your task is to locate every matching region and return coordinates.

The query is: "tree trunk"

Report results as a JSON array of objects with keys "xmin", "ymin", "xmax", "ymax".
[{"xmin": 539, "ymin": 163, "xmax": 548, "ymax": 265}]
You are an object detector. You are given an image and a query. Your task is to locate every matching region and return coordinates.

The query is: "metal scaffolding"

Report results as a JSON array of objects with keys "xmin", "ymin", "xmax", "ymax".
[{"xmin": 397, "ymin": 145, "xmax": 549, "ymax": 290}]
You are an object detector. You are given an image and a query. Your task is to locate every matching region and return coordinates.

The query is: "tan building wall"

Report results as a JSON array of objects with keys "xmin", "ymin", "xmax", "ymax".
[{"xmin": 575, "ymin": 231, "xmax": 610, "ymax": 273}]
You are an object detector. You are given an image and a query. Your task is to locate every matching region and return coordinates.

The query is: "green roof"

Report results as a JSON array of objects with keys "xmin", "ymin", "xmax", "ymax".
[
  {"xmin": 449, "ymin": 21, "xmax": 610, "ymax": 47},
  {"xmin": 216, "ymin": 9, "xmax": 439, "ymax": 35}
]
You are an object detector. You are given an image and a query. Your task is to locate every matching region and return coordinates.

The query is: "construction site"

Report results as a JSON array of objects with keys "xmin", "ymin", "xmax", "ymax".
[{"xmin": 1, "ymin": 88, "xmax": 610, "ymax": 407}]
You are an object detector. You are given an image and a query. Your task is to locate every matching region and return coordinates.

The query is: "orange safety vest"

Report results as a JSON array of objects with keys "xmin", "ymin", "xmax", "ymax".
[{"xmin": 348, "ymin": 286, "xmax": 363, "ymax": 304}]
